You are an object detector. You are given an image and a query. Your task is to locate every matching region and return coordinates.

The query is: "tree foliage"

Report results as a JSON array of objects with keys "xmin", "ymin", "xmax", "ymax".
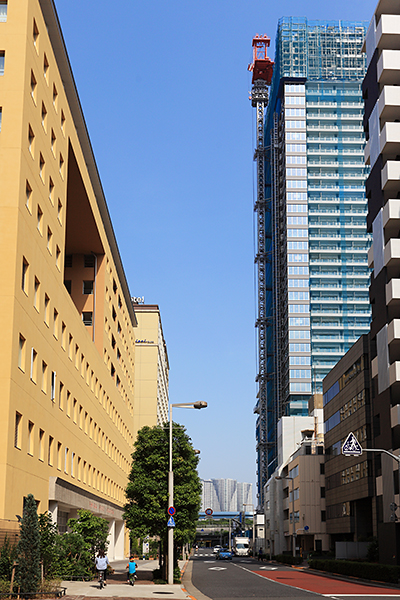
[
  {"xmin": 124, "ymin": 423, "xmax": 201, "ymax": 560},
  {"xmin": 16, "ymin": 494, "xmax": 41, "ymax": 594},
  {"xmin": 38, "ymin": 512, "xmax": 58, "ymax": 578},
  {"xmin": 67, "ymin": 509, "xmax": 109, "ymax": 563}
]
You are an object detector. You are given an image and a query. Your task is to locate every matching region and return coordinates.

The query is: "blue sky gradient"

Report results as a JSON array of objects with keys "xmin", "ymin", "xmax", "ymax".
[{"xmin": 55, "ymin": 0, "xmax": 377, "ymax": 497}]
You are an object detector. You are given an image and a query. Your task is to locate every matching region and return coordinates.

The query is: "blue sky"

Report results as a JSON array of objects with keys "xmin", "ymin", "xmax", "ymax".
[{"xmin": 55, "ymin": 0, "xmax": 377, "ymax": 500}]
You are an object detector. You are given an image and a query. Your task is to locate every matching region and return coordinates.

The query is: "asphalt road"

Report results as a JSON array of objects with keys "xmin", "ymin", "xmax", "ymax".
[{"xmin": 189, "ymin": 548, "xmax": 400, "ymax": 600}]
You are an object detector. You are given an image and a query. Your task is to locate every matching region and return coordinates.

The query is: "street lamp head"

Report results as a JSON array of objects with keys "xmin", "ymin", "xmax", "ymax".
[
  {"xmin": 194, "ymin": 449, "xmax": 201, "ymax": 455},
  {"xmin": 193, "ymin": 401, "xmax": 207, "ymax": 410}
]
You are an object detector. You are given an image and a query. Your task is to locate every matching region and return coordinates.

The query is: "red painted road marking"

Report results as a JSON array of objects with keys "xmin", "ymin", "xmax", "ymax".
[{"xmin": 255, "ymin": 570, "xmax": 400, "ymax": 596}]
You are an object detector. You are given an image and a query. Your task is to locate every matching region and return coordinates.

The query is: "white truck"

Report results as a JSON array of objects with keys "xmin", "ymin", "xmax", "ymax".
[{"xmin": 232, "ymin": 536, "xmax": 250, "ymax": 556}]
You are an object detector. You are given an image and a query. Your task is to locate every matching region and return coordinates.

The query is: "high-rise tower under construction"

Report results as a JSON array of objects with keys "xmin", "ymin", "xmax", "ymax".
[{"xmin": 251, "ymin": 18, "xmax": 371, "ymax": 505}]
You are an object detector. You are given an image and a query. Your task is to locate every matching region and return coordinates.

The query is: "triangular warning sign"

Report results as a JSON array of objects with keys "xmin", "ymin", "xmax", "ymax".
[
  {"xmin": 167, "ymin": 516, "xmax": 175, "ymax": 528},
  {"xmin": 342, "ymin": 432, "xmax": 363, "ymax": 456}
]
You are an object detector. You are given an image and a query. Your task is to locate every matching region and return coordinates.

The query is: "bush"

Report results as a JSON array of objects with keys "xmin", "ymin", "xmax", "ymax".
[
  {"xmin": 308, "ymin": 558, "xmax": 400, "ymax": 584},
  {"xmin": 274, "ymin": 554, "xmax": 303, "ymax": 565},
  {"xmin": 0, "ymin": 536, "xmax": 17, "ymax": 580}
]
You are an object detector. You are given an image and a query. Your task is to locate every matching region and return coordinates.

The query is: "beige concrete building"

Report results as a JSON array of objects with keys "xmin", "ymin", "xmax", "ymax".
[
  {"xmin": 132, "ymin": 304, "xmax": 169, "ymax": 429},
  {"xmin": 0, "ymin": 0, "xmax": 158, "ymax": 558}
]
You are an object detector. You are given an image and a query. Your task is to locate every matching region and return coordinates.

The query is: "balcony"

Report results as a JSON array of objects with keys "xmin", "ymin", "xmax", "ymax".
[
  {"xmin": 376, "ymin": 14, "xmax": 400, "ymax": 52},
  {"xmin": 378, "ymin": 49, "xmax": 400, "ymax": 86},
  {"xmin": 389, "ymin": 362, "xmax": 400, "ymax": 386},
  {"xmin": 379, "ymin": 86, "xmax": 400, "ymax": 123},
  {"xmin": 384, "ymin": 239, "xmax": 400, "ymax": 269},
  {"xmin": 379, "ymin": 123, "xmax": 400, "ymax": 157},
  {"xmin": 383, "ymin": 199, "xmax": 400, "ymax": 239},
  {"xmin": 386, "ymin": 277, "xmax": 400, "ymax": 305}
]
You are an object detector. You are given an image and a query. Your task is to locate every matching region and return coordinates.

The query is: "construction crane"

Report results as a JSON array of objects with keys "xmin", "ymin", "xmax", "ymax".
[{"xmin": 249, "ymin": 35, "xmax": 274, "ymax": 508}]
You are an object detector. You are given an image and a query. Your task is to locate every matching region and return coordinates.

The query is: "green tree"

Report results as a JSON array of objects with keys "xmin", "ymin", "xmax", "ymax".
[
  {"xmin": 124, "ymin": 423, "xmax": 201, "ymax": 577},
  {"xmin": 38, "ymin": 512, "xmax": 58, "ymax": 578},
  {"xmin": 67, "ymin": 510, "xmax": 109, "ymax": 563},
  {"xmin": 50, "ymin": 532, "xmax": 92, "ymax": 580},
  {"xmin": 16, "ymin": 494, "xmax": 41, "ymax": 594}
]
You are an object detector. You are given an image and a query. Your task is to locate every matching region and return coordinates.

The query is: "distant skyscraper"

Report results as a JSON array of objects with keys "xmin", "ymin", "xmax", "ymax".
[
  {"xmin": 252, "ymin": 18, "xmax": 371, "ymax": 504},
  {"xmin": 200, "ymin": 479, "xmax": 253, "ymax": 512}
]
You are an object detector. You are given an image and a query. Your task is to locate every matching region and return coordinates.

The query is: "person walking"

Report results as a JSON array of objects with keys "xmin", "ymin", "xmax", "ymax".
[
  {"xmin": 95, "ymin": 550, "xmax": 109, "ymax": 586},
  {"xmin": 258, "ymin": 547, "xmax": 263, "ymax": 562}
]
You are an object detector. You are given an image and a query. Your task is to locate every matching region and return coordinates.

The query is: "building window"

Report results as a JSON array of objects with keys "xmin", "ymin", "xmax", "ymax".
[
  {"xmin": 61, "ymin": 110, "xmax": 65, "ymax": 134},
  {"xmin": 0, "ymin": 51, "xmax": 4, "ymax": 76},
  {"xmin": 64, "ymin": 447, "xmax": 69, "ymax": 474},
  {"xmin": 14, "ymin": 413, "xmax": 22, "ymax": 449},
  {"xmin": 37, "ymin": 205, "xmax": 43, "ymax": 234},
  {"xmin": 48, "ymin": 436, "xmax": 53, "ymax": 465},
  {"xmin": 64, "ymin": 280, "xmax": 72, "ymax": 295},
  {"xmin": 49, "ymin": 177, "xmax": 54, "ymax": 203},
  {"xmin": 82, "ymin": 312, "xmax": 93, "ymax": 326},
  {"xmin": 66, "ymin": 391, "xmax": 71, "ymax": 417},
  {"xmin": 58, "ymin": 381, "xmax": 63, "ymax": 409},
  {"xmin": 43, "ymin": 53, "xmax": 49, "ymax": 81},
  {"xmin": 41, "ymin": 102, "xmax": 47, "ymax": 130},
  {"xmin": 0, "ymin": 2, "xmax": 7, "ymax": 22},
  {"xmin": 53, "ymin": 84, "xmax": 58, "ymax": 110},
  {"xmin": 57, "ymin": 442, "xmax": 62, "ymax": 470},
  {"xmin": 28, "ymin": 421, "xmax": 34, "ymax": 455},
  {"xmin": 47, "ymin": 227, "xmax": 52, "ymax": 253},
  {"xmin": 84, "ymin": 254, "xmax": 95, "ymax": 268},
  {"xmin": 30, "ymin": 348, "xmax": 37, "ymax": 382},
  {"xmin": 34, "ymin": 277, "xmax": 40, "ymax": 311},
  {"xmin": 30, "ymin": 70, "xmax": 37, "ymax": 102},
  {"xmin": 320, "ymin": 487, "xmax": 326, "ymax": 498},
  {"xmin": 59, "ymin": 153, "xmax": 64, "ymax": 178},
  {"xmin": 33, "ymin": 19, "xmax": 39, "ymax": 49},
  {"xmin": 321, "ymin": 511, "xmax": 326, "ymax": 522},
  {"xmin": 22, "ymin": 257, "xmax": 29, "ymax": 294},
  {"xmin": 56, "ymin": 245, "xmax": 61, "ymax": 270},
  {"xmin": 41, "ymin": 361, "xmax": 47, "ymax": 393},
  {"xmin": 28, "ymin": 125, "xmax": 35, "ymax": 155},
  {"xmin": 50, "ymin": 370, "xmax": 56, "ymax": 401},
  {"xmin": 18, "ymin": 334, "xmax": 26, "ymax": 371},
  {"xmin": 26, "ymin": 180, "xmax": 32, "ymax": 212},
  {"xmin": 57, "ymin": 199, "xmax": 63, "ymax": 224},
  {"xmin": 0, "ymin": 107, "xmax": 2, "ymax": 131},
  {"xmin": 39, "ymin": 429, "xmax": 44, "ymax": 461},
  {"xmin": 39, "ymin": 153, "xmax": 45, "ymax": 181},
  {"xmin": 83, "ymin": 280, "xmax": 94, "ymax": 295},
  {"xmin": 44, "ymin": 294, "xmax": 50, "ymax": 325}
]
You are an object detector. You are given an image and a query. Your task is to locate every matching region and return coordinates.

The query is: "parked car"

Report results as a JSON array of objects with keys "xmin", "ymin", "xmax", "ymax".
[
  {"xmin": 213, "ymin": 545, "xmax": 222, "ymax": 554},
  {"xmin": 216, "ymin": 547, "xmax": 233, "ymax": 560}
]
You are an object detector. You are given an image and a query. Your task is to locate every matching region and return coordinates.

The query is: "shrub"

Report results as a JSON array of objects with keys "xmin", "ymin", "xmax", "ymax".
[
  {"xmin": 308, "ymin": 558, "xmax": 400, "ymax": 584},
  {"xmin": 16, "ymin": 494, "xmax": 41, "ymax": 594}
]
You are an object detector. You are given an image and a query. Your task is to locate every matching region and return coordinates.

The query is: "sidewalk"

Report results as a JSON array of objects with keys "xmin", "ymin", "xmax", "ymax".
[{"xmin": 60, "ymin": 559, "xmax": 191, "ymax": 600}]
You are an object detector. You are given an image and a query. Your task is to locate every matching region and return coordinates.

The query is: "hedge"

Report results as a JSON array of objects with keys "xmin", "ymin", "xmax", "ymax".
[{"xmin": 308, "ymin": 558, "xmax": 400, "ymax": 584}]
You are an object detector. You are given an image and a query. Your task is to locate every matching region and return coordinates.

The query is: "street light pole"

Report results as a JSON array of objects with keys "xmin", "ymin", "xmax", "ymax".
[{"xmin": 168, "ymin": 401, "xmax": 207, "ymax": 585}]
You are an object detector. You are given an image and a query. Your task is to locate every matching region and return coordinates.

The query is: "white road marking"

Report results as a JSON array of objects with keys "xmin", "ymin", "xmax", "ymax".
[
  {"xmin": 258, "ymin": 566, "xmax": 278, "ymax": 570},
  {"xmin": 208, "ymin": 567, "xmax": 227, "ymax": 571}
]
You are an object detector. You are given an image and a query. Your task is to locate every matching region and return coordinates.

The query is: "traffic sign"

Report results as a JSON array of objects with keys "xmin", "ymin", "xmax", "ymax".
[
  {"xmin": 205, "ymin": 508, "xmax": 213, "ymax": 516},
  {"xmin": 342, "ymin": 432, "xmax": 362, "ymax": 456},
  {"xmin": 167, "ymin": 516, "xmax": 175, "ymax": 528},
  {"xmin": 304, "ymin": 525, "xmax": 309, "ymax": 531},
  {"xmin": 168, "ymin": 506, "xmax": 176, "ymax": 516}
]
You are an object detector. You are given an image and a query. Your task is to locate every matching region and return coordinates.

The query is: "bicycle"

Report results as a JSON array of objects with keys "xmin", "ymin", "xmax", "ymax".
[
  {"xmin": 128, "ymin": 572, "xmax": 137, "ymax": 586},
  {"xmin": 98, "ymin": 570, "xmax": 105, "ymax": 589}
]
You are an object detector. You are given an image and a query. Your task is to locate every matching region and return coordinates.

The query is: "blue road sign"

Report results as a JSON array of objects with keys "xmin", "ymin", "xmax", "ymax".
[
  {"xmin": 168, "ymin": 506, "xmax": 175, "ymax": 516},
  {"xmin": 167, "ymin": 516, "xmax": 176, "ymax": 528},
  {"xmin": 304, "ymin": 525, "xmax": 309, "ymax": 531},
  {"xmin": 342, "ymin": 432, "xmax": 362, "ymax": 456}
]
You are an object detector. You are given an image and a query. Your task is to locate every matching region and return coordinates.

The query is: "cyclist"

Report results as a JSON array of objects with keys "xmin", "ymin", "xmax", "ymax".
[
  {"xmin": 126, "ymin": 555, "xmax": 137, "ymax": 585},
  {"xmin": 95, "ymin": 550, "xmax": 109, "ymax": 586}
]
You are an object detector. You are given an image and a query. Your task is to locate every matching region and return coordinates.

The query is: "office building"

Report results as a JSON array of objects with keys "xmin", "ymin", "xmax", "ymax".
[
  {"xmin": 132, "ymin": 303, "xmax": 169, "ymax": 430},
  {"xmin": 0, "ymin": 0, "xmax": 163, "ymax": 558},
  {"xmin": 252, "ymin": 18, "xmax": 371, "ymax": 503},
  {"xmin": 200, "ymin": 479, "xmax": 252, "ymax": 513},
  {"xmin": 363, "ymin": 0, "xmax": 400, "ymax": 564},
  {"xmin": 323, "ymin": 335, "xmax": 374, "ymax": 547}
]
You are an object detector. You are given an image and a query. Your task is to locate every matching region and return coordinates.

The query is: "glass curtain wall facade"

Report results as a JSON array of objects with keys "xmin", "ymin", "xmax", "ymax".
[{"xmin": 257, "ymin": 18, "xmax": 371, "ymax": 502}]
